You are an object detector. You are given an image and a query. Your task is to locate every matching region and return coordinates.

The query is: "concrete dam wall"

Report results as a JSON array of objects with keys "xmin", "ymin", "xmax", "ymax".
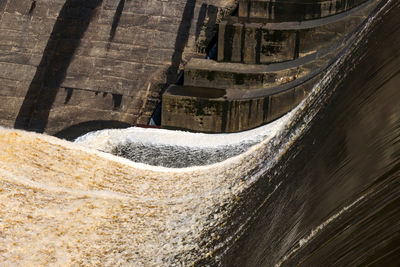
[
  {"xmin": 0, "ymin": 0, "xmax": 237, "ymax": 138},
  {"xmin": 0, "ymin": 0, "xmax": 383, "ymax": 137},
  {"xmin": 161, "ymin": 0, "xmax": 381, "ymax": 133}
]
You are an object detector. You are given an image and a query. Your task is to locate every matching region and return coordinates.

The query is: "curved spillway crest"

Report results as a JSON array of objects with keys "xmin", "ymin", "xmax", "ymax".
[{"xmin": 74, "ymin": 112, "xmax": 293, "ymax": 168}]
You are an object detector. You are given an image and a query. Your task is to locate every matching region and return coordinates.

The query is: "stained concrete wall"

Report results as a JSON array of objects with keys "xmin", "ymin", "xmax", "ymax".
[
  {"xmin": 161, "ymin": 0, "xmax": 380, "ymax": 133},
  {"xmin": 0, "ymin": 0, "xmax": 237, "ymax": 138}
]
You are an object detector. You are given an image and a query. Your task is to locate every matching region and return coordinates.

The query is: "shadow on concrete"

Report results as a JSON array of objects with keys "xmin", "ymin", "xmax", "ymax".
[
  {"xmin": 55, "ymin": 120, "xmax": 131, "ymax": 141},
  {"xmin": 195, "ymin": 4, "xmax": 218, "ymax": 43},
  {"xmin": 107, "ymin": 0, "xmax": 125, "ymax": 49},
  {"xmin": 165, "ymin": 0, "xmax": 197, "ymax": 85},
  {"xmin": 14, "ymin": 0, "xmax": 104, "ymax": 133},
  {"xmin": 195, "ymin": 4, "xmax": 208, "ymax": 41},
  {"xmin": 28, "ymin": 0, "xmax": 37, "ymax": 15}
]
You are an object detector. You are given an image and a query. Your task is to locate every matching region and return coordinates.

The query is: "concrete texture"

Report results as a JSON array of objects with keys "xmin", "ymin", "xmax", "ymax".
[
  {"xmin": 0, "ymin": 0, "xmax": 237, "ymax": 138},
  {"xmin": 218, "ymin": 0, "xmax": 378, "ymax": 64},
  {"xmin": 162, "ymin": 0, "xmax": 381, "ymax": 133},
  {"xmin": 162, "ymin": 70, "xmax": 321, "ymax": 132},
  {"xmin": 239, "ymin": 0, "xmax": 369, "ymax": 21}
]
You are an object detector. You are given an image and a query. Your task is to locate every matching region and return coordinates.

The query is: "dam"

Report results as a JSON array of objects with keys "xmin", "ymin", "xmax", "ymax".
[{"xmin": 0, "ymin": 0, "xmax": 399, "ymax": 266}]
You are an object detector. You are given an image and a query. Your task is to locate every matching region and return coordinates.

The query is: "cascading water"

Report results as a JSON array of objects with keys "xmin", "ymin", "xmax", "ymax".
[
  {"xmin": 219, "ymin": 0, "xmax": 400, "ymax": 265},
  {"xmin": 0, "ymin": 0, "xmax": 399, "ymax": 266},
  {"xmin": 74, "ymin": 111, "xmax": 294, "ymax": 168}
]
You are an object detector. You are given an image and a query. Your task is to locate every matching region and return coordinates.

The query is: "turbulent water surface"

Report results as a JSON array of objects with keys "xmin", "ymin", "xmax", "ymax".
[
  {"xmin": 74, "ymin": 113, "xmax": 293, "ymax": 168},
  {"xmin": 0, "ymin": 0, "xmax": 399, "ymax": 266}
]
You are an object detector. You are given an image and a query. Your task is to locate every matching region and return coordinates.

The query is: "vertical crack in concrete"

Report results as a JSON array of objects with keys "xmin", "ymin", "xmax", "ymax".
[{"xmin": 14, "ymin": 0, "xmax": 104, "ymax": 132}]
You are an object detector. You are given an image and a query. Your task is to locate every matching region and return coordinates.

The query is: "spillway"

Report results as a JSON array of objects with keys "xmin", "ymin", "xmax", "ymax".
[{"xmin": 0, "ymin": 0, "xmax": 399, "ymax": 266}]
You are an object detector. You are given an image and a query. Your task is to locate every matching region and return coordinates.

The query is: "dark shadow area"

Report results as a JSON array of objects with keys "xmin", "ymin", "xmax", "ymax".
[
  {"xmin": 153, "ymin": 0, "xmax": 197, "ymax": 126},
  {"xmin": 149, "ymin": 103, "xmax": 162, "ymax": 126},
  {"xmin": 165, "ymin": 0, "xmax": 197, "ymax": 85},
  {"xmin": 194, "ymin": 4, "xmax": 218, "ymax": 56},
  {"xmin": 28, "ymin": 0, "xmax": 37, "ymax": 15},
  {"xmin": 204, "ymin": 5, "xmax": 218, "ymax": 41},
  {"xmin": 14, "ymin": 0, "xmax": 104, "ymax": 133},
  {"xmin": 112, "ymin": 93, "xmax": 122, "ymax": 109},
  {"xmin": 63, "ymin": 87, "xmax": 73, "ymax": 104},
  {"xmin": 107, "ymin": 0, "xmax": 125, "ymax": 50},
  {"xmin": 55, "ymin": 120, "xmax": 131, "ymax": 141},
  {"xmin": 0, "ymin": 0, "xmax": 8, "ymax": 13},
  {"xmin": 206, "ymin": 34, "xmax": 218, "ymax": 60},
  {"xmin": 195, "ymin": 4, "xmax": 219, "ymax": 42},
  {"xmin": 195, "ymin": 4, "xmax": 208, "ymax": 41}
]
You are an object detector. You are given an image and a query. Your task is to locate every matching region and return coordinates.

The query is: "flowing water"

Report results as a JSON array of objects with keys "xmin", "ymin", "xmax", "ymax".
[
  {"xmin": 0, "ymin": 0, "xmax": 399, "ymax": 266},
  {"xmin": 74, "ymin": 112, "xmax": 294, "ymax": 168}
]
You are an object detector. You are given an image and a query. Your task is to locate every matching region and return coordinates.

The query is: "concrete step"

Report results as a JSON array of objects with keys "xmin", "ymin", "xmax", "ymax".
[
  {"xmin": 184, "ymin": 44, "xmax": 335, "ymax": 90},
  {"xmin": 161, "ymin": 72, "xmax": 321, "ymax": 133},
  {"xmin": 238, "ymin": 0, "xmax": 369, "ymax": 22},
  {"xmin": 218, "ymin": 0, "xmax": 378, "ymax": 64}
]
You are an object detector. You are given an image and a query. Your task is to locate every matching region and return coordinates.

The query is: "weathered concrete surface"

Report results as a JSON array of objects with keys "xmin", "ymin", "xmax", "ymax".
[
  {"xmin": 239, "ymin": 0, "xmax": 369, "ymax": 21},
  {"xmin": 185, "ymin": 37, "xmax": 347, "ymax": 90},
  {"xmin": 0, "ymin": 0, "xmax": 237, "ymax": 138},
  {"xmin": 218, "ymin": 0, "xmax": 379, "ymax": 64},
  {"xmin": 162, "ymin": 74, "xmax": 319, "ymax": 132},
  {"xmin": 161, "ymin": 0, "xmax": 381, "ymax": 133}
]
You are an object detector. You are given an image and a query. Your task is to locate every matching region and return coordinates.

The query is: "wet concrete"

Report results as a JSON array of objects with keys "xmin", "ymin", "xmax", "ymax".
[{"xmin": 220, "ymin": 1, "xmax": 400, "ymax": 265}]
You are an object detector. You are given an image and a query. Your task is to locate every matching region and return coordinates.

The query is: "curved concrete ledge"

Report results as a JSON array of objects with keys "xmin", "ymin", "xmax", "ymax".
[
  {"xmin": 239, "ymin": 0, "xmax": 370, "ymax": 22},
  {"xmin": 218, "ymin": 0, "xmax": 380, "ymax": 64},
  {"xmin": 162, "ymin": 73, "xmax": 320, "ymax": 133},
  {"xmin": 185, "ymin": 36, "xmax": 346, "ymax": 90},
  {"xmin": 162, "ymin": 56, "xmax": 334, "ymax": 132}
]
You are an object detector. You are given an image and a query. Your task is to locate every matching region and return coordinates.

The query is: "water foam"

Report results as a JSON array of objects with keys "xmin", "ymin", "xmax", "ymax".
[{"xmin": 74, "ymin": 112, "xmax": 293, "ymax": 168}]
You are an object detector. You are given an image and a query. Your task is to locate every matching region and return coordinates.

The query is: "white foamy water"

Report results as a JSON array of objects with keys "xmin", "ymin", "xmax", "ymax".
[
  {"xmin": 75, "ymin": 118, "xmax": 286, "ymax": 149},
  {"xmin": 74, "ymin": 112, "xmax": 294, "ymax": 168}
]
